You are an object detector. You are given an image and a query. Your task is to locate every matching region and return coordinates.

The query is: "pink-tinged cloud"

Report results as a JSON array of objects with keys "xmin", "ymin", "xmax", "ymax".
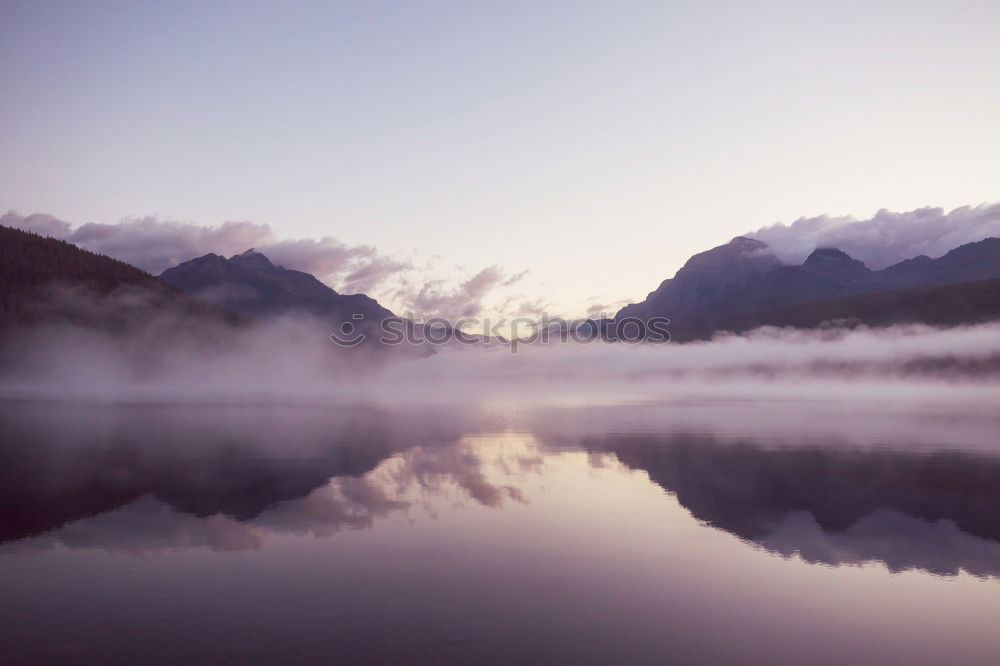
[
  {"xmin": 1, "ymin": 211, "xmax": 408, "ymax": 294},
  {"xmin": 2, "ymin": 211, "xmax": 533, "ymax": 317},
  {"xmin": 405, "ymin": 265, "xmax": 507, "ymax": 318},
  {"xmin": 747, "ymin": 203, "xmax": 1000, "ymax": 269}
]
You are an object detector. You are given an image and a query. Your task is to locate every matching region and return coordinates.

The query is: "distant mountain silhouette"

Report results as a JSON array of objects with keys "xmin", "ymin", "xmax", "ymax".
[
  {"xmin": 0, "ymin": 225, "xmax": 239, "ymax": 330},
  {"xmin": 160, "ymin": 249, "xmax": 394, "ymax": 326},
  {"xmin": 617, "ymin": 236, "xmax": 1000, "ymax": 339},
  {"xmin": 722, "ymin": 278, "xmax": 1000, "ymax": 336},
  {"xmin": 616, "ymin": 237, "xmax": 780, "ymax": 325}
]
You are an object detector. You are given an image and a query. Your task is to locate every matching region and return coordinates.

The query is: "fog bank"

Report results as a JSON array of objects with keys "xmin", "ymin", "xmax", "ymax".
[{"xmin": 3, "ymin": 292, "xmax": 1000, "ymax": 404}]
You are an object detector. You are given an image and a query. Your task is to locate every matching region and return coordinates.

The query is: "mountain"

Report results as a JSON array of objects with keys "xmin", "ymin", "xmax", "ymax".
[
  {"xmin": 2, "ymin": 224, "xmax": 168, "ymax": 304},
  {"xmin": 723, "ymin": 278, "xmax": 1000, "ymax": 336},
  {"xmin": 0, "ymin": 225, "xmax": 239, "ymax": 330},
  {"xmin": 160, "ymin": 249, "xmax": 394, "ymax": 326},
  {"xmin": 616, "ymin": 237, "xmax": 780, "ymax": 323},
  {"xmin": 616, "ymin": 236, "xmax": 1000, "ymax": 339},
  {"xmin": 879, "ymin": 237, "xmax": 1000, "ymax": 288}
]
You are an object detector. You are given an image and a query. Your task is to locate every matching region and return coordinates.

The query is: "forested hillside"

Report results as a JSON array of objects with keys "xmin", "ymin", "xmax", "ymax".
[{"xmin": 0, "ymin": 225, "xmax": 239, "ymax": 328}]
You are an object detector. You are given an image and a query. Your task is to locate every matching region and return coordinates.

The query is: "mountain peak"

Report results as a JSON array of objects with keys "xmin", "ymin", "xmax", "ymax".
[
  {"xmin": 802, "ymin": 247, "xmax": 871, "ymax": 285},
  {"xmin": 160, "ymin": 246, "xmax": 394, "ymax": 324},
  {"xmin": 615, "ymin": 235, "xmax": 1000, "ymax": 340},
  {"xmin": 228, "ymin": 248, "xmax": 275, "ymax": 271},
  {"xmin": 678, "ymin": 236, "xmax": 775, "ymax": 273},
  {"xmin": 804, "ymin": 247, "xmax": 861, "ymax": 264},
  {"xmin": 615, "ymin": 236, "xmax": 780, "ymax": 321}
]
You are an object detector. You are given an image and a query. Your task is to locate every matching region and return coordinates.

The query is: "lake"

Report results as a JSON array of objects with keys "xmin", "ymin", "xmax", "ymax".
[{"xmin": 2, "ymin": 395, "xmax": 999, "ymax": 665}]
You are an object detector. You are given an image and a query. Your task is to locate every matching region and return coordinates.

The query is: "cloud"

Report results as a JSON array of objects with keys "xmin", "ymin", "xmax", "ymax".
[
  {"xmin": 746, "ymin": 202, "xmax": 1000, "ymax": 269},
  {"xmin": 0, "ymin": 212, "xmax": 72, "ymax": 238},
  {"xmin": 507, "ymin": 296, "xmax": 551, "ymax": 318},
  {"xmin": 1, "ymin": 212, "xmax": 277, "ymax": 275},
  {"xmin": 586, "ymin": 300, "xmax": 629, "ymax": 320},
  {"xmin": 2, "ymin": 211, "xmax": 412, "ymax": 295},
  {"xmin": 404, "ymin": 265, "xmax": 508, "ymax": 318},
  {"xmin": 258, "ymin": 237, "xmax": 383, "ymax": 289},
  {"xmin": 501, "ymin": 270, "xmax": 530, "ymax": 287},
  {"xmin": 341, "ymin": 256, "xmax": 414, "ymax": 294},
  {"xmin": 2, "ymin": 211, "xmax": 528, "ymax": 312}
]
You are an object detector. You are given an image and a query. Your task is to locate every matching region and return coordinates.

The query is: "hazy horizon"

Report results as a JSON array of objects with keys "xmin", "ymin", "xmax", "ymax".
[
  {"xmin": 5, "ymin": 199, "xmax": 1000, "ymax": 322},
  {"xmin": 4, "ymin": 1, "xmax": 1000, "ymax": 318}
]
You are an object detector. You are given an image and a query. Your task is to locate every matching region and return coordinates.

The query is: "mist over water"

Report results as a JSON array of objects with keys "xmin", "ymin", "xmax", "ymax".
[
  {"xmin": 3, "ymin": 396, "xmax": 1000, "ymax": 665},
  {"xmin": 3, "ymin": 294, "xmax": 1000, "ymax": 665},
  {"xmin": 3, "ymin": 286, "xmax": 1000, "ymax": 404}
]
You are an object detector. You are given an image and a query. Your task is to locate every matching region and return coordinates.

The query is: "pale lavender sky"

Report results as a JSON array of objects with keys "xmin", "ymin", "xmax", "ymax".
[{"xmin": 2, "ymin": 1, "xmax": 999, "ymax": 317}]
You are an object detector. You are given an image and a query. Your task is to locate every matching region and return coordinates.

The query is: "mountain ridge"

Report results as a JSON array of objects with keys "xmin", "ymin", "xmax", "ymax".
[
  {"xmin": 160, "ymin": 249, "xmax": 395, "ymax": 326},
  {"xmin": 0, "ymin": 224, "xmax": 241, "ymax": 330},
  {"xmin": 616, "ymin": 235, "xmax": 1000, "ymax": 339}
]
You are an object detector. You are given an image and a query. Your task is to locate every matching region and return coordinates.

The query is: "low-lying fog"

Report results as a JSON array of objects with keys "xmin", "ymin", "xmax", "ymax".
[{"xmin": 2, "ymin": 288, "xmax": 1000, "ymax": 404}]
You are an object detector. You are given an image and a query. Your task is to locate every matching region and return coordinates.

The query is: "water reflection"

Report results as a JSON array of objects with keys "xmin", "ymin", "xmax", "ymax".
[
  {"xmin": 0, "ymin": 401, "xmax": 450, "ymax": 543},
  {"xmin": 2, "ymin": 399, "xmax": 1000, "ymax": 581},
  {"xmin": 574, "ymin": 433, "xmax": 1000, "ymax": 578},
  {"xmin": 0, "ymin": 402, "xmax": 539, "ymax": 553}
]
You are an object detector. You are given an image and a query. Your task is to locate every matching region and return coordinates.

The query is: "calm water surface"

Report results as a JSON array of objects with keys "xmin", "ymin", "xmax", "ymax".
[{"xmin": 2, "ymin": 397, "xmax": 1000, "ymax": 665}]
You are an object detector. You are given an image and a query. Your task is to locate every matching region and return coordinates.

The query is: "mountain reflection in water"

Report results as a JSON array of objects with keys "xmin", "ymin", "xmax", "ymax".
[{"xmin": 2, "ymin": 398, "xmax": 1000, "ymax": 665}]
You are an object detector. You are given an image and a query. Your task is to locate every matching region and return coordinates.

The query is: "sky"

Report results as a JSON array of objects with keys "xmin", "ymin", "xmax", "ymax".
[{"xmin": 2, "ymin": 0, "xmax": 1000, "ymax": 319}]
